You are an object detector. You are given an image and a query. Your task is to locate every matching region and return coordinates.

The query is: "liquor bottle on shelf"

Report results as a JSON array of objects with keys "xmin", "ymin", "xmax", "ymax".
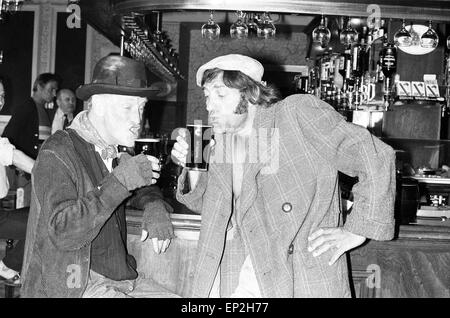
[
  {"xmin": 343, "ymin": 46, "xmax": 354, "ymax": 106},
  {"xmin": 311, "ymin": 66, "xmax": 321, "ymax": 98},
  {"xmin": 338, "ymin": 53, "xmax": 346, "ymax": 79},
  {"xmin": 380, "ymin": 44, "xmax": 397, "ymax": 78},
  {"xmin": 376, "ymin": 59, "xmax": 384, "ymax": 83},
  {"xmin": 333, "ymin": 53, "xmax": 344, "ymax": 98},
  {"xmin": 320, "ymin": 49, "xmax": 332, "ymax": 83},
  {"xmin": 292, "ymin": 73, "xmax": 310, "ymax": 94},
  {"xmin": 329, "ymin": 53, "xmax": 339, "ymax": 84},
  {"xmin": 360, "ymin": 28, "xmax": 373, "ymax": 77},
  {"xmin": 335, "ymin": 90, "xmax": 342, "ymax": 109},
  {"xmin": 318, "ymin": 49, "xmax": 333, "ymax": 100},
  {"xmin": 379, "ymin": 41, "xmax": 397, "ymax": 109},
  {"xmin": 351, "ymin": 42, "xmax": 365, "ymax": 108},
  {"xmin": 325, "ymin": 89, "xmax": 332, "ymax": 105},
  {"xmin": 344, "ymin": 47, "xmax": 352, "ymax": 80},
  {"xmin": 376, "ymin": 19, "xmax": 386, "ymax": 41},
  {"xmin": 351, "ymin": 43, "xmax": 363, "ymax": 80},
  {"xmin": 373, "ymin": 19, "xmax": 386, "ymax": 88},
  {"xmin": 363, "ymin": 25, "xmax": 377, "ymax": 74}
]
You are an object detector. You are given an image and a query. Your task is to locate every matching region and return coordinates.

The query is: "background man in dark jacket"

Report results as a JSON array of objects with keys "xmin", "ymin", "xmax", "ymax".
[
  {"xmin": 21, "ymin": 55, "xmax": 177, "ymax": 298},
  {"xmin": 2, "ymin": 73, "xmax": 60, "ymax": 159}
]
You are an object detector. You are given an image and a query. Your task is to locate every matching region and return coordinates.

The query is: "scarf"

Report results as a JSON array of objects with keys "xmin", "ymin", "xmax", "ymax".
[{"xmin": 69, "ymin": 110, "xmax": 118, "ymax": 160}]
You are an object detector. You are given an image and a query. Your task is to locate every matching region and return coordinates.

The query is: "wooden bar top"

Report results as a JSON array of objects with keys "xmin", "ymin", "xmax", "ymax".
[
  {"xmin": 126, "ymin": 208, "xmax": 450, "ymax": 242},
  {"xmin": 126, "ymin": 208, "xmax": 450, "ymax": 297}
]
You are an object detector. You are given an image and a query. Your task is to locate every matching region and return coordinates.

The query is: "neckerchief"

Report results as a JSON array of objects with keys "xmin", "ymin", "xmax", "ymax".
[{"xmin": 69, "ymin": 110, "xmax": 118, "ymax": 160}]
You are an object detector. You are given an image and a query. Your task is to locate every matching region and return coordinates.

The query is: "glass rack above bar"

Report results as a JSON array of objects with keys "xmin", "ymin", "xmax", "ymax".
[{"xmin": 113, "ymin": 0, "xmax": 450, "ymax": 22}]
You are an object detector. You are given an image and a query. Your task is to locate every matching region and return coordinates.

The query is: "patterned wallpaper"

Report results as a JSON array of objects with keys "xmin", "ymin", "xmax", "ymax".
[
  {"xmin": 163, "ymin": 22, "xmax": 180, "ymax": 53},
  {"xmin": 184, "ymin": 29, "xmax": 309, "ymax": 124}
]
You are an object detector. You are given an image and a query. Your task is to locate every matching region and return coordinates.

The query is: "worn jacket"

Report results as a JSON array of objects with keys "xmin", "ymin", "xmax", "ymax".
[
  {"xmin": 177, "ymin": 94, "xmax": 396, "ymax": 298},
  {"xmin": 21, "ymin": 129, "xmax": 170, "ymax": 298}
]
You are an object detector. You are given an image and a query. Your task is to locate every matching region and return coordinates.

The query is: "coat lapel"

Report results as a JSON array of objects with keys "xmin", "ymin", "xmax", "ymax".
[
  {"xmin": 209, "ymin": 133, "xmax": 233, "ymax": 201},
  {"xmin": 237, "ymin": 105, "xmax": 276, "ymax": 225}
]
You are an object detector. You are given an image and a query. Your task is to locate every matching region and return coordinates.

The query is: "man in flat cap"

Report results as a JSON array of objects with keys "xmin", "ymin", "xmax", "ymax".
[
  {"xmin": 21, "ymin": 55, "xmax": 177, "ymax": 298},
  {"xmin": 172, "ymin": 54, "xmax": 396, "ymax": 297}
]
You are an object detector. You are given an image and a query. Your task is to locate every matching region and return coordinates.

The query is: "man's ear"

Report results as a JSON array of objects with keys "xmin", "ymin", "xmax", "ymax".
[{"xmin": 35, "ymin": 84, "xmax": 43, "ymax": 94}]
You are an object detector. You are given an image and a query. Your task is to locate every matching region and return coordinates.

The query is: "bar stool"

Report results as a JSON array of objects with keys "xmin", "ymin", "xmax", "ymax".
[{"xmin": 4, "ymin": 239, "xmax": 20, "ymax": 298}]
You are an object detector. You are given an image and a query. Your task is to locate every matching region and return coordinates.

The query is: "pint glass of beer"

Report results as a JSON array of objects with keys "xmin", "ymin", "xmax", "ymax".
[
  {"xmin": 185, "ymin": 124, "xmax": 213, "ymax": 171},
  {"xmin": 134, "ymin": 138, "xmax": 161, "ymax": 157}
]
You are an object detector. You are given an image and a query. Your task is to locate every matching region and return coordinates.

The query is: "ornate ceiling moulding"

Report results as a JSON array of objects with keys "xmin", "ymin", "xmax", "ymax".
[{"xmin": 113, "ymin": 0, "xmax": 450, "ymax": 22}]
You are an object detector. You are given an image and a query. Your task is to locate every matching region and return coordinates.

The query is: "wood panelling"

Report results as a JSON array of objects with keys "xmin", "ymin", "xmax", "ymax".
[
  {"xmin": 127, "ymin": 210, "xmax": 200, "ymax": 297},
  {"xmin": 383, "ymin": 104, "xmax": 442, "ymax": 140},
  {"xmin": 127, "ymin": 235, "xmax": 197, "ymax": 297},
  {"xmin": 350, "ymin": 236, "xmax": 450, "ymax": 298}
]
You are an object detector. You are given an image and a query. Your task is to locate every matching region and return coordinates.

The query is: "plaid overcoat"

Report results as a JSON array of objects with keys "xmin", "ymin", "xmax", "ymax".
[{"xmin": 177, "ymin": 94, "xmax": 396, "ymax": 298}]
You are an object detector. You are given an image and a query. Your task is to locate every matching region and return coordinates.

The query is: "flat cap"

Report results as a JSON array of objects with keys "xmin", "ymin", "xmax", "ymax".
[{"xmin": 196, "ymin": 54, "xmax": 264, "ymax": 86}]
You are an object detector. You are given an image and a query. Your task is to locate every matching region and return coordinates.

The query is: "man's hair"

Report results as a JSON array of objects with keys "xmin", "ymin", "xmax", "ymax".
[
  {"xmin": 201, "ymin": 68, "xmax": 281, "ymax": 114},
  {"xmin": 32, "ymin": 73, "xmax": 61, "ymax": 92}
]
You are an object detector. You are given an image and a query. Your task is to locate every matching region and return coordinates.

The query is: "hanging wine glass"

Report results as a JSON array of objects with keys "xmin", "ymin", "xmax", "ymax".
[
  {"xmin": 339, "ymin": 17, "xmax": 358, "ymax": 46},
  {"xmin": 246, "ymin": 12, "xmax": 259, "ymax": 36},
  {"xmin": 312, "ymin": 14, "xmax": 331, "ymax": 47},
  {"xmin": 446, "ymin": 35, "xmax": 450, "ymax": 49},
  {"xmin": 257, "ymin": 12, "xmax": 276, "ymax": 39},
  {"xmin": 230, "ymin": 11, "xmax": 248, "ymax": 39},
  {"xmin": 394, "ymin": 19, "xmax": 412, "ymax": 47},
  {"xmin": 420, "ymin": 20, "xmax": 439, "ymax": 48},
  {"xmin": 201, "ymin": 10, "xmax": 221, "ymax": 40}
]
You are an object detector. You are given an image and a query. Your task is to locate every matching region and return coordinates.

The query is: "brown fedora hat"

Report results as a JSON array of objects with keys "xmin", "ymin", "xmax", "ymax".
[{"xmin": 76, "ymin": 55, "xmax": 161, "ymax": 101}]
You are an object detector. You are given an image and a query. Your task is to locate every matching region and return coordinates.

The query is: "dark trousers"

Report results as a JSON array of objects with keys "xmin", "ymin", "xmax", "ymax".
[{"xmin": 0, "ymin": 207, "xmax": 29, "ymax": 272}]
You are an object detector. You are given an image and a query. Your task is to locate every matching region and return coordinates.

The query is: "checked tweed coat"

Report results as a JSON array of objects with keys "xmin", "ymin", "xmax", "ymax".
[{"xmin": 177, "ymin": 94, "xmax": 396, "ymax": 298}]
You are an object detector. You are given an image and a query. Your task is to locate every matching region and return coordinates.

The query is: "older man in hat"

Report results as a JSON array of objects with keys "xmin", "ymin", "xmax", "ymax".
[
  {"xmin": 172, "ymin": 54, "xmax": 396, "ymax": 297},
  {"xmin": 21, "ymin": 55, "xmax": 177, "ymax": 298}
]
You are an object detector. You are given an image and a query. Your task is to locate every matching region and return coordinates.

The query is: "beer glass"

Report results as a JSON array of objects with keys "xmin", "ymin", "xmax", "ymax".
[
  {"xmin": 134, "ymin": 138, "xmax": 161, "ymax": 157},
  {"xmin": 185, "ymin": 124, "xmax": 214, "ymax": 171}
]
